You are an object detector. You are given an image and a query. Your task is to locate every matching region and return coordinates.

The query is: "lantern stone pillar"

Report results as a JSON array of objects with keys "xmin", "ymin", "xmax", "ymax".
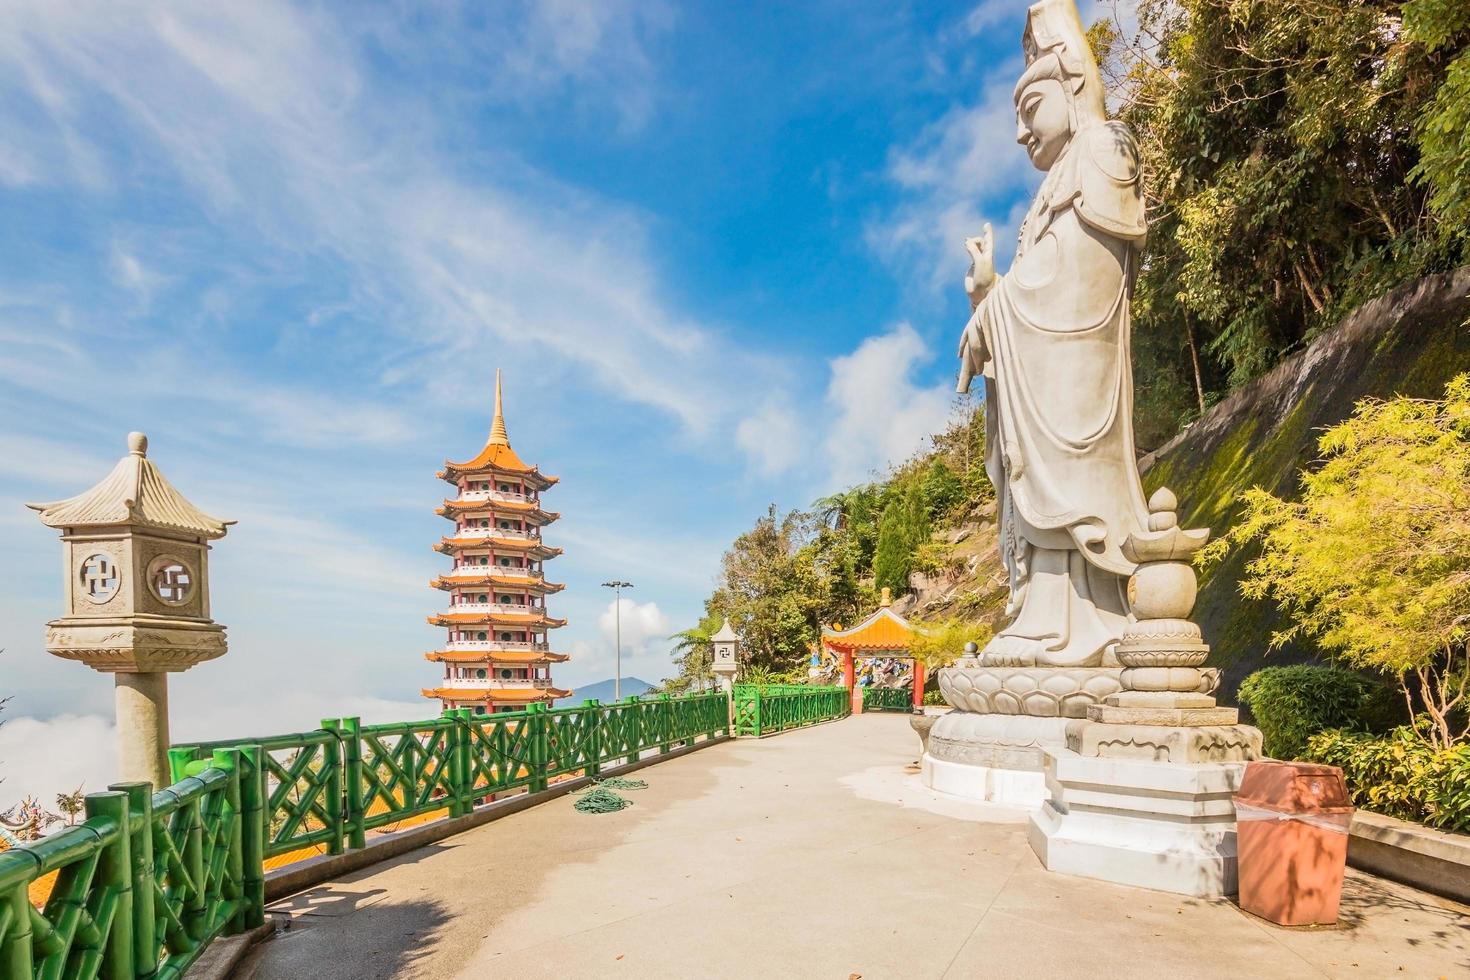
[{"xmin": 29, "ymin": 432, "xmax": 234, "ymax": 788}]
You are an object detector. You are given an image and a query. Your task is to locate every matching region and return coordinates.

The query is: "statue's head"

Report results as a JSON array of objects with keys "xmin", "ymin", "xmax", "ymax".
[{"xmin": 1012, "ymin": 0, "xmax": 1107, "ymax": 171}]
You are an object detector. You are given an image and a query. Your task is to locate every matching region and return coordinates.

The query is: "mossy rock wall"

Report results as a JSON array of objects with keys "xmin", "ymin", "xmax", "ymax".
[{"xmin": 1139, "ymin": 267, "xmax": 1470, "ymax": 701}]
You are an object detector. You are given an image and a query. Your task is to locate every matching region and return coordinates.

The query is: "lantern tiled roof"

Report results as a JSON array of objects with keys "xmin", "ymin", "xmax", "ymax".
[{"xmin": 27, "ymin": 432, "xmax": 233, "ymax": 538}]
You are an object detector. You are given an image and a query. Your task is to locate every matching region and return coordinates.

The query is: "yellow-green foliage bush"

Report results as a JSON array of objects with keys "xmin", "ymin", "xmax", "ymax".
[
  {"xmin": 1202, "ymin": 375, "xmax": 1470, "ymax": 749},
  {"xmin": 1308, "ymin": 726, "xmax": 1470, "ymax": 832}
]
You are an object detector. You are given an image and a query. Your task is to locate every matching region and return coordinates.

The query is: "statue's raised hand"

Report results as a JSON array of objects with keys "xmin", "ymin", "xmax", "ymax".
[{"xmin": 964, "ymin": 223, "xmax": 995, "ymax": 307}]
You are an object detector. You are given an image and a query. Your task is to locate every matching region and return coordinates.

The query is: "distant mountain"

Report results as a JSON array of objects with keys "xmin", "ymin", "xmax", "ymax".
[{"xmin": 555, "ymin": 677, "xmax": 656, "ymax": 706}]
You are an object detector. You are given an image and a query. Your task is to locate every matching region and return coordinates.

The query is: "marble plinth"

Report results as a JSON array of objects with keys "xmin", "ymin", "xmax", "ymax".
[
  {"xmin": 1028, "ymin": 747, "xmax": 1249, "ymax": 897},
  {"xmin": 923, "ymin": 752, "xmax": 1047, "ymax": 807},
  {"xmin": 921, "ymin": 714, "xmax": 1071, "ymax": 807}
]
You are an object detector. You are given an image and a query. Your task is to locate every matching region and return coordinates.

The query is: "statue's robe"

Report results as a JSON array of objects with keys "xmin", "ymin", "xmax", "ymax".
[{"xmin": 968, "ymin": 121, "xmax": 1150, "ymax": 667}]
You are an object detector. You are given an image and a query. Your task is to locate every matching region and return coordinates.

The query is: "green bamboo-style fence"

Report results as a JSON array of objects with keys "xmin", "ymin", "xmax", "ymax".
[
  {"xmin": 0, "ymin": 691, "xmax": 736, "ymax": 979},
  {"xmin": 732, "ymin": 684, "xmax": 849, "ymax": 737},
  {"xmin": 861, "ymin": 686, "xmax": 913, "ymax": 712}
]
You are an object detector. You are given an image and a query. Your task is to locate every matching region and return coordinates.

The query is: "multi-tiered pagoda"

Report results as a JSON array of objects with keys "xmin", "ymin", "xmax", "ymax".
[{"xmin": 423, "ymin": 371, "xmax": 570, "ymax": 714}]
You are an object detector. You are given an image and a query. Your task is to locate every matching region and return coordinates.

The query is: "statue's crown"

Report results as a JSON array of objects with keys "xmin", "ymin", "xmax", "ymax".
[{"xmin": 1014, "ymin": 0, "xmax": 1107, "ymax": 121}]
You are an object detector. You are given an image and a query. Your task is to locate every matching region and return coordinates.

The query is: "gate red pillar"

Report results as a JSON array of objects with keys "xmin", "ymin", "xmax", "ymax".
[
  {"xmin": 911, "ymin": 658, "xmax": 925, "ymax": 709},
  {"xmin": 842, "ymin": 650, "xmax": 855, "ymax": 690}
]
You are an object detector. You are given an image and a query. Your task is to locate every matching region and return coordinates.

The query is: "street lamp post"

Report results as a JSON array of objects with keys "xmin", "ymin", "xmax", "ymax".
[{"xmin": 601, "ymin": 580, "xmax": 633, "ymax": 700}]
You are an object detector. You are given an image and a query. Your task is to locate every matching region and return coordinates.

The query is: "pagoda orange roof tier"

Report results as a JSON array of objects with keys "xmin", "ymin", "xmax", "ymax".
[
  {"xmin": 427, "ymin": 611, "xmax": 567, "ymax": 628},
  {"xmin": 425, "ymin": 649, "xmax": 570, "ymax": 664},
  {"xmin": 434, "ymin": 537, "xmax": 562, "ymax": 558},
  {"xmin": 421, "ymin": 687, "xmax": 570, "ymax": 703},
  {"xmin": 429, "ymin": 574, "xmax": 565, "ymax": 593},
  {"xmin": 821, "ymin": 603, "xmax": 918, "ymax": 653},
  {"xmin": 436, "ymin": 499, "xmax": 560, "ymax": 521},
  {"xmin": 437, "ymin": 453, "xmax": 559, "ymax": 489}
]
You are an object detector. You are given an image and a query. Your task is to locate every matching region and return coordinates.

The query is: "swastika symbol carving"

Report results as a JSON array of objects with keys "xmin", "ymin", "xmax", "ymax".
[
  {"xmin": 150, "ymin": 560, "xmax": 193, "ymax": 604},
  {"xmin": 79, "ymin": 554, "xmax": 119, "ymax": 602}
]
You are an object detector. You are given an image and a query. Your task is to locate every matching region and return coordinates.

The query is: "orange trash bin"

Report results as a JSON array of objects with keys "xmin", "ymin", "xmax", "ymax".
[{"xmin": 1233, "ymin": 760, "xmax": 1355, "ymax": 926}]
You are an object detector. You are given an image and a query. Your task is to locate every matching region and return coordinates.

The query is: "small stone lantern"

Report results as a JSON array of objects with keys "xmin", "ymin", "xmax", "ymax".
[
  {"xmin": 28, "ymin": 432, "xmax": 233, "ymax": 788},
  {"xmin": 710, "ymin": 618, "xmax": 740, "ymax": 694}
]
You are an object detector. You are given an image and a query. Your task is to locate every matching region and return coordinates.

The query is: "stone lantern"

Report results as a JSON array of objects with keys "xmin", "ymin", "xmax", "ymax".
[
  {"xmin": 710, "ymin": 618, "xmax": 739, "ymax": 694},
  {"xmin": 28, "ymin": 432, "xmax": 233, "ymax": 788}
]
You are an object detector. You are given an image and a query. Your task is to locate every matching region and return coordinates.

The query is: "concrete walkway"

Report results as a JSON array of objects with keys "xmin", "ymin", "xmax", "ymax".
[{"xmin": 241, "ymin": 714, "xmax": 1470, "ymax": 980}]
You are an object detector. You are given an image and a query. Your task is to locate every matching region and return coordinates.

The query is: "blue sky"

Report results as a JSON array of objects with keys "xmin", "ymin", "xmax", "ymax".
[{"xmin": 0, "ymin": 0, "xmax": 1093, "ymax": 800}]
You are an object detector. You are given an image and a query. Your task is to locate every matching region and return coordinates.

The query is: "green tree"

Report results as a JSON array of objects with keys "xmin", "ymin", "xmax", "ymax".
[
  {"xmin": 922, "ymin": 458, "xmax": 966, "ymax": 522},
  {"xmin": 1091, "ymin": 0, "xmax": 1470, "ymax": 444},
  {"xmin": 1202, "ymin": 375, "xmax": 1470, "ymax": 749},
  {"xmin": 663, "ymin": 611, "xmax": 723, "ymax": 693},
  {"xmin": 705, "ymin": 506, "xmax": 824, "ymax": 675},
  {"xmin": 1407, "ymin": 0, "xmax": 1470, "ymax": 229},
  {"xmin": 55, "ymin": 786, "xmax": 85, "ymax": 827},
  {"xmin": 873, "ymin": 478, "xmax": 930, "ymax": 596}
]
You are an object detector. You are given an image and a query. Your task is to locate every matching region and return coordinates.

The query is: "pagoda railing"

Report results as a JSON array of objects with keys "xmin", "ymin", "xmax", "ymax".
[
  {"xmin": 441, "ymin": 639, "xmax": 549, "ymax": 652},
  {"xmin": 447, "ymin": 602, "xmax": 541, "ymax": 615},
  {"xmin": 448, "ymin": 564, "xmax": 540, "ymax": 578},
  {"xmin": 455, "ymin": 489, "xmax": 529, "ymax": 504},
  {"xmin": 731, "ymin": 684, "xmax": 850, "ymax": 737},
  {"xmin": 0, "ymin": 688, "xmax": 851, "ymax": 978},
  {"xmin": 452, "ymin": 527, "xmax": 540, "ymax": 541},
  {"xmin": 438, "ymin": 676, "xmax": 552, "ymax": 689}
]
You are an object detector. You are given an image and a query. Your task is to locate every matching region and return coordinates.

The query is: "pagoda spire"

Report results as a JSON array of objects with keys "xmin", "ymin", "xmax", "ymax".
[{"xmin": 489, "ymin": 369, "xmax": 510, "ymax": 447}]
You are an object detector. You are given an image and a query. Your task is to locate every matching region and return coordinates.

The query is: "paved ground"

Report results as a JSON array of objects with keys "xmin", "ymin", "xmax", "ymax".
[{"xmin": 240, "ymin": 714, "xmax": 1470, "ymax": 980}]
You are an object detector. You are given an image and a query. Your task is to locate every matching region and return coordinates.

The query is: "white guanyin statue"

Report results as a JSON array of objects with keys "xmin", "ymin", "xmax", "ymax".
[{"xmin": 956, "ymin": 0, "xmax": 1150, "ymax": 670}]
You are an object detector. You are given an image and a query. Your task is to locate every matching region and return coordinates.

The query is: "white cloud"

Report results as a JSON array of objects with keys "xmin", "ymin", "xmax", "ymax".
[
  {"xmin": 559, "ymin": 597, "xmax": 674, "ymax": 686},
  {"xmin": 736, "ymin": 401, "xmax": 806, "ymax": 477},
  {"xmin": 823, "ymin": 323, "xmax": 954, "ymax": 486},
  {"xmin": 598, "ymin": 597, "xmax": 671, "ymax": 651},
  {"xmin": 0, "ymin": 0, "xmax": 785, "ymax": 443},
  {"xmin": 0, "ymin": 714, "xmax": 116, "ymax": 812},
  {"xmin": 871, "ymin": 59, "xmax": 1037, "ymax": 292}
]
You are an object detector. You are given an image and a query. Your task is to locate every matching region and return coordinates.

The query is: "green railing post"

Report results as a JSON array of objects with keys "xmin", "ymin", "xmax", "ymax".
[
  {"xmin": 182, "ymin": 781, "xmax": 208, "ymax": 943},
  {"xmin": 238, "ymin": 746, "xmax": 267, "ymax": 929},
  {"xmin": 454, "ymin": 708, "xmax": 474, "ymax": 815},
  {"xmin": 210, "ymin": 748, "xmax": 246, "ymax": 935},
  {"xmin": 167, "ymin": 746, "xmax": 197, "ymax": 785},
  {"xmin": 584, "ymin": 700, "xmax": 602, "ymax": 778},
  {"xmin": 340, "ymin": 717, "xmax": 366, "ymax": 850},
  {"xmin": 111, "ymin": 781, "xmax": 156, "ymax": 978},
  {"xmin": 0, "ymin": 849, "xmax": 36, "ymax": 978},
  {"xmin": 658, "ymin": 693, "xmax": 673, "ymax": 755},
  {"xmin": 528, "ymin": 704, "xmax": 550, "ymax": 792},
  {"xmin": 84, "ymin": 789, "xmax": 134, "ymax": 980},
  {"xmin": 752, "ymin": 687, "xmax": 764, "ymax": 737},
  {"xmin": 320, "ymin": 719, "xmax": 346, "ymax": 854},
  {"xmin": 623, "ymin": 697, "xmax": 641, "ymax": 766}
]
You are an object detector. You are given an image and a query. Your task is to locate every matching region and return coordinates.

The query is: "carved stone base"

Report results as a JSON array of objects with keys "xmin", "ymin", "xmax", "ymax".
[
  {"xmin": 1104, "ymin": 691, "xmax": 1216, "ymax": 709},
  {"xmin": 1065, "ymin": 719, "xmax": 1262, "ymax": 763},
  {"xmin": 1086, "ymin": 705, "xmax": 1241, "ymax": 727},
  {"xmin": 45, "ymin": 619, "xmax": 226, "ymax": 672},
  {"xmin": 1028, "ymin": 747, "xmax": 1249, "ymax": 898},
  {"xmin": 938, "ymin": 666, "xmax": 1127, "ymax": 717},
  {"xmin": 928, "ymin": 713, "xmax": 1072, "ymax": 769},
  {"xmin": 939, "ymin": 664, "xmax": 1223, "ymax": 718}
]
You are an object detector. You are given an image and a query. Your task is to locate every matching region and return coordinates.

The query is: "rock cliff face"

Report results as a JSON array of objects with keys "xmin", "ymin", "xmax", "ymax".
[{"xmin": 1140, "ymin": 267, "xmax": 1470, "ymax": 699}]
